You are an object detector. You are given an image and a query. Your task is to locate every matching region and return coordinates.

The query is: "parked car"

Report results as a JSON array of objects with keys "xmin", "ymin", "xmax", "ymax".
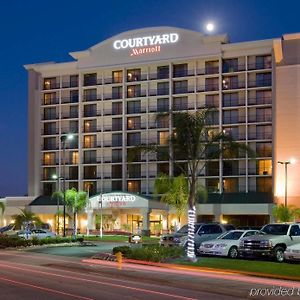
[
  {"xmin": 198, "ymin": 230, "xmax": 259, "ymax": 258},
  {"xmin": 239, "ymin": 223, "xmax": 300, "ymax": 262},
  {"xmin": 16, "ymin": 229, "xmax": 56, "ymax": 240},
  {"xmin": 284, "ymin": 243, "xmax": 300, "ymax": 262},
  {"xmin": 160, "ymin": 223, "xmax": 235, "ymax": 250}
]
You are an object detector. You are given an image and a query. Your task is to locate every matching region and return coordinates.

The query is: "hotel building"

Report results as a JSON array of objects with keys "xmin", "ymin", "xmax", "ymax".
[{"xmin": 19, "ymin": 27, "xmax": 300, "ymax": 232}]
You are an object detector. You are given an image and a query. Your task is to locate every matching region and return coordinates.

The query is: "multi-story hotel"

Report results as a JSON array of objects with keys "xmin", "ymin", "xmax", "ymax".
[{"xmin": 7, "ymin": 27, "xmax": 298, "ymax": 232}]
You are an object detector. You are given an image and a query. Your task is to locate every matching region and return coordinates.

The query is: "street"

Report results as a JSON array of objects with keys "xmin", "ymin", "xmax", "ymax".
[{"xmin": 0, "ymin": 245, "xmax": 299, "ymax": 299}]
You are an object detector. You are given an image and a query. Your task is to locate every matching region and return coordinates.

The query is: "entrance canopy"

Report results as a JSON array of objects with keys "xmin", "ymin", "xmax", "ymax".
[{"xmin": 88, "ymin": 192, "xmax": 167, "ymax": 211}]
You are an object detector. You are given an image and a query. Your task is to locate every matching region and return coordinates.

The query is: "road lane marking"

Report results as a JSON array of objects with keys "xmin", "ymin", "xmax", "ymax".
[
  {"xmin": 0, "ymin": 275, "xmax": 94, "ymax": 300},
  {"xmin": 0, "ymin": 262, "xmax": 198, "ymax": 300}
]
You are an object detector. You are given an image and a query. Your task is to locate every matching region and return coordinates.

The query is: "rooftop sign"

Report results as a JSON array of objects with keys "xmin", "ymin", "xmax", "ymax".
[{"xmin": 113, "ymin": 33, "xmax": 179, "ymax": 57}]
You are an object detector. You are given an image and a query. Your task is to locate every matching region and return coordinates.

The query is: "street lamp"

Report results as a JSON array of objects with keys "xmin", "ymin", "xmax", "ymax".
[
  {"xmin": 277, "ymin": 159, "xmax": 295, "ymax": 207},
  {"xmin": 52, "ymin": 174, "xmax": 63, "ymax": 235},
  {"xmin": 60, "ymin": 133, "xmax": 74, "ymax": 237}
]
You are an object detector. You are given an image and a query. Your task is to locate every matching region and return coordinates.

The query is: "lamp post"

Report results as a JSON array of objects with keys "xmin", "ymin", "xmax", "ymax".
[
  {"xmin": 99, "ymin": 195, "xmax": 103, "ymax": 239},
  {"xmin": 52, "ymin": 174, "xmax": 61, "ymax": 235},
  {"xmin": 60, "ymin": 134, "xmax": 74, "ymax": 237},
  {"xmin": 277, "ymin": 160, "xmax": 295, "ymax": 207}
]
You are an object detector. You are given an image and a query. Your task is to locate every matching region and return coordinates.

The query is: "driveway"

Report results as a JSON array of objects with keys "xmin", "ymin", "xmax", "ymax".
[{"xmin": 27, "ymin": 241, "xmax": 126, "ymax": 258}]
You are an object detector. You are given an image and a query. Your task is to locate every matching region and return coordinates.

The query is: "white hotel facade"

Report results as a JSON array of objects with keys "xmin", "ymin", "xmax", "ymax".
[{"xmin": 5, "ymin": 26, "xmax": 298, "ymax": 232}]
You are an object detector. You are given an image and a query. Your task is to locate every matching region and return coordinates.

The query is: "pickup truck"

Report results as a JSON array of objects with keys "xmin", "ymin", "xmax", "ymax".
[{"xmin": 239, "ymin": 223, "xmax": 300, "ymax": 262}]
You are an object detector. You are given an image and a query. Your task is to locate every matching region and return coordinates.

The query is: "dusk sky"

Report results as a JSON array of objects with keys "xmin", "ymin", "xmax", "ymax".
[{"xmin": 1, "ymin": 0, "xmax": 300, "ymax": 196}]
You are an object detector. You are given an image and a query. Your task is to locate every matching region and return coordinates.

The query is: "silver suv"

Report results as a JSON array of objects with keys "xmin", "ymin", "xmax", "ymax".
[{"xmin": 160, "ymin": 223, "xmax": 234, "ymax": 250}]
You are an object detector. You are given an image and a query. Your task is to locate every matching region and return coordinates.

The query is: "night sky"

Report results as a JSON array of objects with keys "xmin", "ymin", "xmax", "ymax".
[{"xmin": 1, "ymin": 0, "xmax": 300, "ymax": 197}]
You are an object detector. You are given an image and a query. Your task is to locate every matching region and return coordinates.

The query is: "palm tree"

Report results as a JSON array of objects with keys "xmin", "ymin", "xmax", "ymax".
[
  {"xmin": 154, "ymin": 174, "xmax": 189, "ymax": 229},
  {"xmin": 12, "ymin": 209, "xmax": 42, "ymax": 230},
  {"xmin": 273, "ymin": 204, "xmax": 300, "ymax": 222},
  {"xmin": 139, "ymin": 110, "xmax": 251, "ymax": 261},
  {"xmin": 65, "ymin": 188, "xmax": 88, "ymax": 237}
]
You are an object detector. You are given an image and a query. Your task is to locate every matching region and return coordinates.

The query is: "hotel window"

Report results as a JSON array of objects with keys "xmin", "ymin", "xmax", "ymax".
[
  {"xmin": 255, "ymin": 55, "xmax": 272, "ymax": 69},
  {"xmin": 112, "ymin": 149, "xmax": 122, "ymax": 163},
  {"xmin": 43, "ymin": 153, "xmax": 55, "ymax": 165},
  {"xmin": 205, "ymin": 78, "xmax": 219, "ymax": 91},
  {"xmin": 257, "ymin": 160, "xmax": 272, "ymax": 175},
  {"xmin": 174, "ymin": 162, "xmax": 188, "ymax": 176},
  {"xmin": 206, "ymin": 161, "xmax": 219, "ymax": 176},
  {"xmin": 112, "ymin": 133, "xmax": 122, "ymax": 147},
  {"xmin": 127, "ymin": 132, "xmax": 141, "ymax": 146},
  {"xmin": 69, "ymin": 182, "xmax": 78, "ymax": 191},
  {"xmin": 223, "ymin": 178, "xmax": 238, "ymax": 193},
  {"xmin": 84, "ymin": 182, "xmax": 97, "ymax": 196},
  {"xmin": 112, "ymin": 165, "xmax": 122, "ymax": 179},
  {"xmin": 173, "ymin": 81, "xmax": 188, "ymax": 94},
  {"xmin": 84, "ymin": 73, "xmax": 97, "ymax": 86},
  {"xmin": 206, "ymin": 94, "xmax": 219, "ymax": 108},
  {"xmin": 256, "ymin": 108, "xmax": 272, "ymax": 123},
  {"xmin": 44, "ymin": 122, "xmax": 56, "ymax": 135},
  {"xmin": 173, "ymin": 96, "xmax": 188, "ymax": 110},
  {"xmin": 127, "ymin": 85, "xmax": 141, "ymax": 98},
  {"xmin": 127, "ymin": 180, "xmax": 140, "ymax": 193},
  {"xmin": 112, "ymin": 118, "xmax": 122, "ymax": 131},
  {"xmin": 44, "ymin": 107, "xmax": 57, "ymax": 120},
  {"xmin": 84, "ymin": 166, "xmax": 97, "ymax": 179},
  {"xmin": 223, "ymin": 161, "xmax": 239, "ymax": 176},
  {"xmin": 223, "ymin": 110, "xmax": 238, "ymax": 124},
  {"xmin": 69, "ymin": 120, "xmax": 78, "ymax": 133},
  {"xmin": 222, "ymin": 76, "xmax": 240, "ymax": 90},
  {"xmin": 206, "ymin": 110, "xmax": 219, "ymax": 126},
  {"xmin": 84, "ymin": 135, "xmax": 96, "ymax": 148},
  {"xmin": 112, "ymin": 102, "xmax": 122, "ymax": 115},
  {"xmin": 69, "ymin": 106, "xmax": 78, "ymax": 119},
  {"xmin": 205, "ymin": 61, "xmax": 219, "ymax": 74},
  {"xmin": 112, "ymin": 181, "xmax": 122, "ymax": 191},
  {"xmin": 206, "ymin": 179, "xmax": 220, "ymax": 193},
  {"xmin": 254, "ymin": 90, "xmax": 272, "ymax": 105},
  {"xmin": 127, "ymin": 117, "xmax": 141, "ymax": 130},
  {"xmin": 43, "ymin": 167, "xmax": 56, "ymax": 180},
  {"xmin": 127, "ymin": 69, "xmax": 141, "ymax": 82},
  {"xmin": 84, "ymin": 104, "xmax": 97, "ymax": 117},
  {"xmin": 127, "ymin": 148, "xmax": 141, "ymax": 162},
  {"xmin": 112, "ymin": 70, "xmax": 123, "ymax": 83},
  {"xmin": 256, "ymin": 142, "xmax": 272, "ymax": 157},
  {"xmin": 127, "ymin": 100, "xmax": 141, "ymax": 114},
  {"xmin": 127, "ymin": 164, "xmax": 141, "ymax": 178},
  {"xmin": 70, "ymin": 90, "xmax": 79, "ymax": 103},
  {"xmin": 157, "ymin": 66, "xmax": 169, "ymax": 79},
  {"xmin": 257, "ymin": 177, "xmax": 272, "ymax": 192},
  {"xmin": 157, "ymin": 82, "xmax": 169, "ymax": 95},
  {"xmin": 222, "ymin": 93, "xmax": 239, "ymax": 107},
  {"xmin": 43, "ymin": 93, "xmax": 57, "ymax": 105},
  {"xmin": 158, "ymin": 131, "xmax": 169, "ymax": 145},
  {"xmin": 157, "ymin": 98, "xmax": 169, "ymax": 112},
  {"xmin": 173, "ymin": 64, "xmax": 187, "ymax": 77},
  {"xmin": 84, "ymin": 150, "xmax": 96, "ymax": 164},
  {"xmin": 84, "ymin": 89, "xmax": 97, "ymax": 101},
  {"xmin": 44, "ymin": 137, "xmax": 56, "ymax": 150},
  {"xmin": 43, "ymin": 183, "xmax": 55, "ymax": 196},
  {"xmin": 157, "ymin": 115, "xmax": 169, "ymax": 128},
  {"xmin": 69, "ymin": 166, "xmax": 78, "ymax": 180},
  {"xmin": 256, "ymin": 125, "xmax": 272, "ymax": 140},
  {"xmin": 222, "ymin": 58, "xmax": 239, "ymax": 73},
  {"xmin": 255, "ymin": 73, "xmax": 271, "ymax": 87},
  {"xmin": 84, "ymin": 120, "xmax": 96, "ymax": 133},
  {"xmin": 43, "ymin": 77, "xmax": 57, "ymax": 90},
  {"xmin": 112, "ymin": 86, "xmax": 122, "ymax": 99},
  {"xmin": 70, "ymin": 151, "xmax": 79, "ymax": 164},
  {"xmin": 69, "ymin": 75, "xmax": 78, "ymax": 87}
]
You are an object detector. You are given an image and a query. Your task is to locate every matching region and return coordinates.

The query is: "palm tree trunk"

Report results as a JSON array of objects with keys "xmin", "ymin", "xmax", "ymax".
[
  {"xmin": 73, "ymin": 211, "xmax": 77, "ymax": 237},
  {"xmin": 187, "ymin": 177, "xmax": 197, "ymax": 262}
]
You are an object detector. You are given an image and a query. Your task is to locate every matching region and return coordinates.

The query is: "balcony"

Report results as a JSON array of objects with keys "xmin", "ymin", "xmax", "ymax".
[
  {"xmin": 222, "ymin": 81, "xmax": 245, "ymax": 90},
  {"xmin": 61, "ymin": 111, "xmax": 78, "ymax": 119},
  {"xmin": 43, "ymin": 82, "xmax": 60, "ymax": 90},
  {"xmin": 197, "ymin": 84, "xmax": 219, "ymax": 92},
  {"xmin": 222, "ymin": 64, "xmax": 246, "ymax": 73},
  {"xmin": 126, "ymin": 90, "xmax": 146, "ymax": 98},
  {"xmin": 248, "ymin": 113, "xmax": 272, "ymax": 123},
  {"xmin": 42, "ymin": 129, "xmax": 59, "ymax": 135},
  {"xmin": 42, "ymin": 98, "xmax": 59, "ymax": 105},
  {"xmin": 61, "ymin": 96, "xmax": 79, "ymax": 104},
  {"xmin": 41, "ymin": 159, "xmax": 58, "ymax": 166},
  {"xmin": 83, "ymin": 125, "xmax": 98, "ymax": 133},
  {"xmin": 62, "ymin": 81, "xmax": 78, "ymax": 88},
  {"xmin": 173, "ymin": 69, "xmax": 195, "ymax": 78},
  {"xmin": 248, "ymin": 96, "xmax": 272, "ymax": 106},
  {"xmin": 84, "ymin": 94, "xmax": 98, "ymax": 102},
  {"xmin": 149, "ymin": 73, "xmax": 169, "ymax": 80},
  {"xmin": 127, "ymin": 74, "xmax": 147, "ymax": 82},
  {"xmin": 42, "ymin": 144, "xmax": 58, "ymax": 151},
  {"xmin": 42, "ymin": 114, "xmax": 59, "ymax": 121},
  {"xmin": 205, "ymin": 66, "xmax": 219, "ymax": 75},
  {"xmin": 248, "ymin": 62, "xmax": 272, "ymax": 70},
  {"xmin": 83, "ymin": 110, "xmax": 97, "ymax": 117},
  {"xmin": 149, "ymin": 88, "xmax": 169, "ymax": 96},
  {"xmin": 222, "ymin": 98, "xmax": 245, "ymax": 107},
  {"xmin": 223, "ymin": 116, "xmax": 246, "ymax": 125},
  {"xmin": 104, "ymin": 93, "xmax": 123, "ymax": 100},
  {"xmin": 83, "ymin": 78, "xmax": 99, "ymax": 87},
  {"xmin": 173, "ymin": 86, "xmax": 194, "ymax": 95},
  {"xmin": 248, "ymin": 133, "xmax": 272, "ymax": 140},
  {"xmin": 248, "ymin": 80, "xmax": 272, "ymax": 88},
  {"xmin": 83, "ymin": 141, "xmax": 97, "ymax": 148}
]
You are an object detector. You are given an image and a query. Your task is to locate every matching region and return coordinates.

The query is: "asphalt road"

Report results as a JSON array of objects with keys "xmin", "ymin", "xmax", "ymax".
[{"xmin": 0, "ymin": 245, "xmax": 299, "ymax": 300}]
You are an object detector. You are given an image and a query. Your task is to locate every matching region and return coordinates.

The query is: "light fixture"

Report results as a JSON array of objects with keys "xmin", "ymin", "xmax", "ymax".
[{"xmin": 206, "ymin": 23, "xmax": 215, "ymax": 32}]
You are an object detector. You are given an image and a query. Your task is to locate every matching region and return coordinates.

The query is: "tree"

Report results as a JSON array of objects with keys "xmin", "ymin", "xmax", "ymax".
[
  {"xmin": 139, "ymin": 110, "xmax": 251, "ymax": 261},
  {"xmin": 273, "ymin": 204, "xmax": 300, "ymax": 222},
  {"xmin": 12, "ymin": 209, "xmax": 42, "ymax": 230},
  {"xmin": 65, "ymin": 188, "xmax": 88, "ymax": 237},
  {"xmin": 0, "ymin": 202, "xmax": 5, "ymax": 215},
  {"xmin": 154, "ymin": 174, "xmax": 189, "ymax": 229}
]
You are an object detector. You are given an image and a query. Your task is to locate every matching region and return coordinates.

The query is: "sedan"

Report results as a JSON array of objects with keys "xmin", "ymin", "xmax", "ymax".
[
  {"xmin": 17, "ymin": 229, "xmax": 56, "ymax": 240},
  {"xmin": 198, "ymin": 230, "xmax": 259, "ymax": 258},
  {"xmin": 284, "ymin": 243, "xmax": 300, "ymax": 262}
]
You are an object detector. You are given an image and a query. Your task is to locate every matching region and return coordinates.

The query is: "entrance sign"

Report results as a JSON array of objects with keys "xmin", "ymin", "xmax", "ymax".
[
  {"xmin": 113, "ymin": 33, "xmax": 179, "ymax": 57},
  {"xmin": 102, "ymin": 194, "xmax": 136, "ymax": 203}
]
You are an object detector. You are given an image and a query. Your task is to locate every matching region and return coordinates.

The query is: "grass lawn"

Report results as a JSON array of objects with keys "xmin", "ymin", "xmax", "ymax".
[
  {"xmin": 176, "ymin": 257, "xmax": 300, "ymax": 279},
  {"xmin": 78, "ymin": 234, "xmax": 160, "ymax": 243}
]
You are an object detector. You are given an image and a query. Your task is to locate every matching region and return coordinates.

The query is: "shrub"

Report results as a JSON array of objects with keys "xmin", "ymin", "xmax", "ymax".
[
  {"xmin": 112, "ymin": 246, "xmax": 132, "ymax": 256},
  {"xmin": 0, "ymin": 235, "xmax": 31, "ymax": 248}
]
